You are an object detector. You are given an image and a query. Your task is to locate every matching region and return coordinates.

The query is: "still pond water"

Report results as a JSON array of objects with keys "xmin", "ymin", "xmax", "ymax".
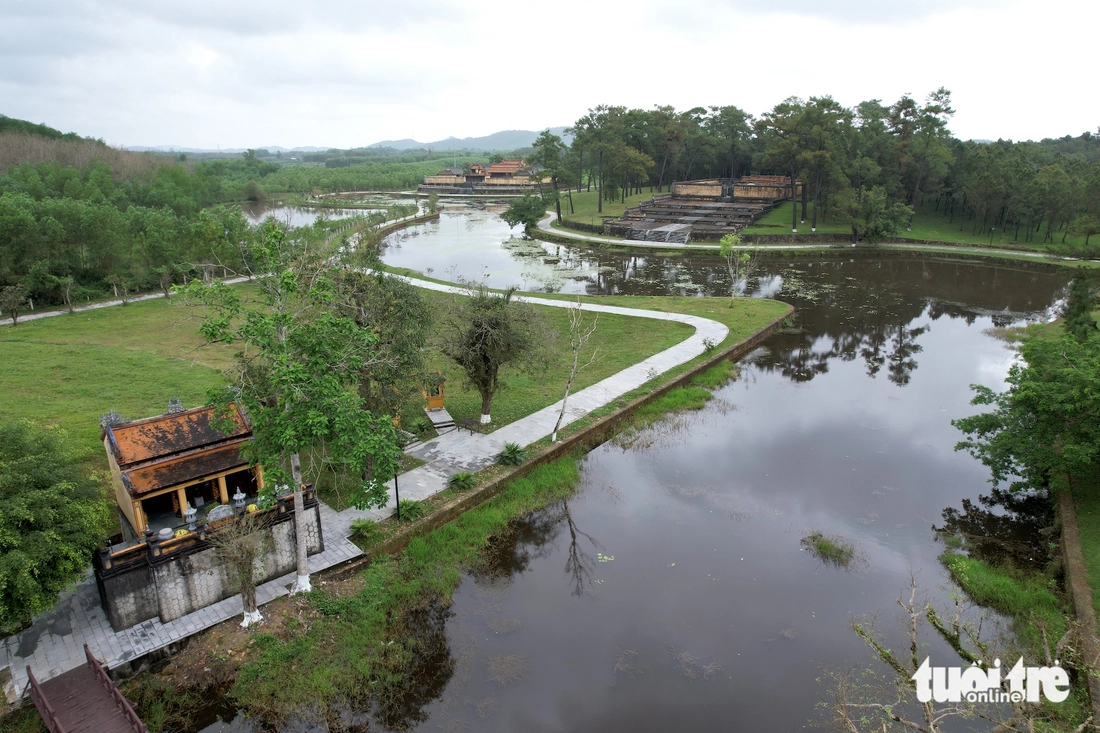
[
  {"xmin": 241, "ymin": 202, "xmax": 387, "ymax": 228},
  {"xmin": 210, "ymin": 207, "xmax": 1071, "ymax": 731}
]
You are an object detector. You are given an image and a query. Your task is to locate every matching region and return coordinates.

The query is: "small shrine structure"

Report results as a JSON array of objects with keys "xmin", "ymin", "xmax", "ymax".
[{"xmin": 101, "ymin": 403, "xmax": 263, "ymax": 540}]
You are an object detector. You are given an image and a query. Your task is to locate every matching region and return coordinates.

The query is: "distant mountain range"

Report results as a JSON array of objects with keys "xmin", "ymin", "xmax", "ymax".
[
  {"xmin": 124, "ymin": 145, "xmax": 331, "ymax": 154},
  {"xmin": 368, "ymin": 128, "xmax": 572, "ymax": 151},
  {"xmin": 119, "ymin": 128, "xmax": 571, "ymax": 154}
]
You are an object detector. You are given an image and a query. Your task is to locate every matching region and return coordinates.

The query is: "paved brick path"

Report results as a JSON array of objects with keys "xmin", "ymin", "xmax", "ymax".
[{"xmin": 2, "ymin": 504, "xmax": 361, "ymax": 704}]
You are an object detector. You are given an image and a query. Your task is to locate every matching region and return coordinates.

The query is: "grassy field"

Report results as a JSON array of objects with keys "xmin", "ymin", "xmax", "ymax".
[
  {"xmin": 0, "ymin": 297, "xmax": 237, "ymax": 460},
  {"xmin": 741, "ymin": 201, "xmax": 849, "ymax": 237},
  {"xmin": 417, "ymin": 289, "xmax": 693, "ymax": 430},
  {"xmin": 743, "ymin": 199, "xmax": 1100, "ymax": 253},
  {"xmin": 533, "ymin": 292, "xmax": 790, "ymax": 347},
  {"xmin": 559, "ymin": 188, "xmax": 663, "ymax": 227},
  {"xmin": 1071, "ymin": 475, "xmax": 1100, "ymax": 626},
  {"xmin": 0, "ymin": 281, "xmax": 733, "ymax": 469}
]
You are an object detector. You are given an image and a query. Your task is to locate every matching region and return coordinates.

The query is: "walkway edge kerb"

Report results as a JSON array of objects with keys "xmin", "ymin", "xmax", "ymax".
[
  {"xmin": 327, "ymin": 302, "xmax": 793, "ymax": 575},
  {"xmin": 1057, "ymin": 488, "xmax": 1100, "ymax": 720}
]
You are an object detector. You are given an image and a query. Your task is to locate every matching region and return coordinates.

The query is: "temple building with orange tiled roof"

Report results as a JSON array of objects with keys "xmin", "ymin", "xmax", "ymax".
[{"xmin": 101, "ymin": 402, "xmax": 264, "ymax": 540}]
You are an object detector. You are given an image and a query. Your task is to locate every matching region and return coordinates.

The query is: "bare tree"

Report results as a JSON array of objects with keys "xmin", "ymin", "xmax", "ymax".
[
  {"xmin": 562, "ymin": 500, "xmax": 600, "ymax": 596},
  {"xmin": 719, "ymin": 234, "xmax": 759, "ymax": 304},
  {"xmin": 210, "ymin": 511, "xmax": 274, "ymax": 628},
  {"xmin": 821, "ymin": 573, "xmax": 1088, "ymax": 733},
  {"xmin": 552, "ymin": 303, "xmax": 599, "ymax": 442}
]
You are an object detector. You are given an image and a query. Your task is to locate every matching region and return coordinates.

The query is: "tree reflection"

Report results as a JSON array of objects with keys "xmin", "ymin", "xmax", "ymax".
[
  {"xmin": 936, "ymin": 488, "xmax": 1053, "ymax": 571},
  {"xmin": 371, "ymin": 600, "xmax": 456, "ymax": 731},
  {"xmin": 562, "ymin": 500, "xmax": 601, "ymax": 596},
  {"xmin": 885, "ymin": 325, "xmax": 927, "ymax": 386},
  {"xmin": 471, "ymin": 507, "xmax": 562, "ymax": 586},
  {"xmin": 572, "ymin": 255, "xmax": 1065, "ymax": 385},
  {"xmin": 469, "ymin": 500, "xmax": 604, "ymax": 597}
]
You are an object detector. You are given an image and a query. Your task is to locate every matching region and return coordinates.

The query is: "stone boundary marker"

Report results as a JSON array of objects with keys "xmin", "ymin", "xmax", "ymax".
[
  {"xmin": 327, "ymin": 302, "xmax": 793, "ymax": 577},
  {"xmin": 1058, "ymin": 489, "xmax": 1100, "ymax": 720}
]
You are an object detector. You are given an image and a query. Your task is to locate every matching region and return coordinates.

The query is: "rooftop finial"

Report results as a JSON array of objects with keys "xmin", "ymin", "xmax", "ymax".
[{"xmin": 99, "ymin": 409, "xmax": 127, "ymax": 428}]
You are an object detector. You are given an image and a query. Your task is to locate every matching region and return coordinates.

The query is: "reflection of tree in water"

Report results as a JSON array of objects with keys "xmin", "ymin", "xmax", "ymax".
[
  {"xmin": 469, "ymin": 500, "xmax": 602, "ymax": 597},
  {"xmin": 936, "ymin": 488, "xmax": 1053, "ymax": 572},
  {"xmin": 471, "ymin": 508, "xmax": 562, "ymax": 586},
  {"xmin": 372, "ymin": 600, "xmax": 456, "ymax": 731},
  {"xmin": 562, "ymin": 500, "xmax": 601, "ymax": 597},
  {"xmin": 568, "ymin": 255, "xmax": 1065, "ymax": 385},
  {"xmin": 853, "ymin": 323, "xmax": 928, "ymax": 385}
]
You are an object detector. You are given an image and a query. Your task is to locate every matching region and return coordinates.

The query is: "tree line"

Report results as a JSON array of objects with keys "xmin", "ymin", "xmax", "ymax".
[
  {"xmin": 526, "ymin": 93, "xmax": 1100, "ymax": 245},
  {"xmin": 0, "ymin": 135, "xmax": 470, "ymax": 308}
]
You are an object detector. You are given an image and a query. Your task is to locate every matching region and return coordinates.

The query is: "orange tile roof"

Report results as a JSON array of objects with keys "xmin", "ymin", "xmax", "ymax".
[
  {"xmin": 106, "ymin": 405, "xmax": 249, "ymax": 466},
  {"xmin": 486, "ymin": 159, "xmax": 527, "ymax": 174},
  {"xmin": 125, "ymin": 443, "xmax": 249, "ymax": 495},
  {"xmin": 103, "ymin": 405, "xmax": 253, "ymax": 496}
]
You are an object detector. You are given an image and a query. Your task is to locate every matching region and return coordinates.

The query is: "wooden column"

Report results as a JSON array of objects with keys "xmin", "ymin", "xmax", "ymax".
[
  {"xmin": 176, "ymin": 488, "xmax": 187, "ymax": 519},
  {"xmin": 217, "ymin": 475, "xmax": 229, "ymax": 504},
  {"xmin": 133, "ymin": 501, "xmax": 146, "ymax": 533},
  {"xmin": 254, "ymin": 465, "xmax": 265, "ymax": 492}
]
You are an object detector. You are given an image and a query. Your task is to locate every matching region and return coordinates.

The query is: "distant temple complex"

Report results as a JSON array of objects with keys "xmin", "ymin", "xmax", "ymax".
[
  {"xmin": 418, "ymin": 160, "xmax": 546, "ymax": 195},
  {"xmin": 603, "ymin": 176, "xmax": 802, "ymax": 243}
]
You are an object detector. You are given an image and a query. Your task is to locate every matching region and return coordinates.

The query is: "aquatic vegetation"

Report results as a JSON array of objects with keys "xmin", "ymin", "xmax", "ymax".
[
  {"xmin": 486, "ymin": 654, "xmax": 528, "ymax": 685},
  {"xmin": 669, "ymin": 647, "xmax": 722, "ymax": 680},
  {"xmin": 800, "ymin": 531, "xmax": 859, "ymax": 569}
]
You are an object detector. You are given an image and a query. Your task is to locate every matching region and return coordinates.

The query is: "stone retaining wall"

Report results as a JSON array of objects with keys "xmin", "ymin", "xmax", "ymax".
[
  {"xmin": 97, "ymin": 505, "xmax": 324, "ymax": 630},
  {"xmin": 1057, "ymin": 489, "xmax": 1100, "ymax": 719}
]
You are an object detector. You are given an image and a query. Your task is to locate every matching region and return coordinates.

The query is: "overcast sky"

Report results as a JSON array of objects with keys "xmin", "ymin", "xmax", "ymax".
[{"xmin": 3, "ymin": 0, "xmax": 1097, "ymax": 149}]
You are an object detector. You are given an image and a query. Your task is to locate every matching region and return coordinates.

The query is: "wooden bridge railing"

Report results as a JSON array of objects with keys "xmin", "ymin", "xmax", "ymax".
[
  {"xmin": 25, "ymin": 667, "xmax": 67, "ymax": 733},
  {"xmin": 84, "ymin": 645, "xmax": 147, "ymax": 733}
]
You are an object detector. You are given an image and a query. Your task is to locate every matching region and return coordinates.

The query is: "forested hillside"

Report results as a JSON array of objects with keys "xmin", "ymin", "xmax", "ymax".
[{"xmin": 0, "ymin": 121, "xmax": 487, "ymax": 307}]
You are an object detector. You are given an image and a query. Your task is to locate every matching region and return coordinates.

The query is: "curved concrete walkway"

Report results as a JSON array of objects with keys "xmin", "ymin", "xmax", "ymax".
[
  {"xmin": 326, "ymin": 273, "xmax": 728, "ymax": 534},
  {"xmin": 535, "ymin": 211, "xmax": 1100, "ymax": 263}
]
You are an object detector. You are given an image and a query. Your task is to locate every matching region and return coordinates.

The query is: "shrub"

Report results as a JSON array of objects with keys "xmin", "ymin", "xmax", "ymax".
[
  {"xmin": 496, "ymin": 442, "xmax": 526, "ymax": 466},
  {"xmin": 349, "ymin": 518, "xmax": 379, "ymax": 543},
  {"xmin": 396, "ymin": 499, "xmax": 426, "ymax": 522},
  {"xmin": 448, "ymin": 471, "xmax": 476, "ymax": 491},
  {"xmin": 800, "ymin": 531, "xmax": 858, "ymax": 569}
]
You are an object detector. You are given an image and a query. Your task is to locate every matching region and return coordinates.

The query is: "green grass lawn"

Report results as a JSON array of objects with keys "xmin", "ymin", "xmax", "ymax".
[
  {"xmin": 0, "ymin": 280, "xmax": 741, "ymax": 463},
  {"xmin": 535, "ymin": 293, "xmax": 788, "ymax": 346},
  {"xmin": 741, "ymin": 201, "xmax": 849, "ymax": 238},
  {"xmin": 560, "ymin": 188, "xmax": 665, "ymax": 226},
  {"xmin": 743, "ymin": 199, "xmax": 1100, "ymax": 253},
  {"xmin": 1071, "ymin": 474, "xmax": 1100, "ymax": 622},
  {"xmin": 0, "ymin": 297, "xmax": 237, "ymax": 459},
  {"xmin": 418, "ymin": 289, "xmax": 694, "ymax": 430}
]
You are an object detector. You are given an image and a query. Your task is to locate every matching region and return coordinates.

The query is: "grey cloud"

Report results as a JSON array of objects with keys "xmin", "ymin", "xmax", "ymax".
[
  {"xmin": 715, "ymin": 0, "xmax": 1016, "ymax": 23},
  {"xmin": 86, "ymin": 0, "xmax": 467, "ymax": 36}
]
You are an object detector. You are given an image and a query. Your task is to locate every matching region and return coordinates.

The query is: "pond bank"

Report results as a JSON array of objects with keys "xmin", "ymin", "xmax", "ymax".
[{"xmin": 115, "ymin": 307, "xmax": 787, "ymax": 729}]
